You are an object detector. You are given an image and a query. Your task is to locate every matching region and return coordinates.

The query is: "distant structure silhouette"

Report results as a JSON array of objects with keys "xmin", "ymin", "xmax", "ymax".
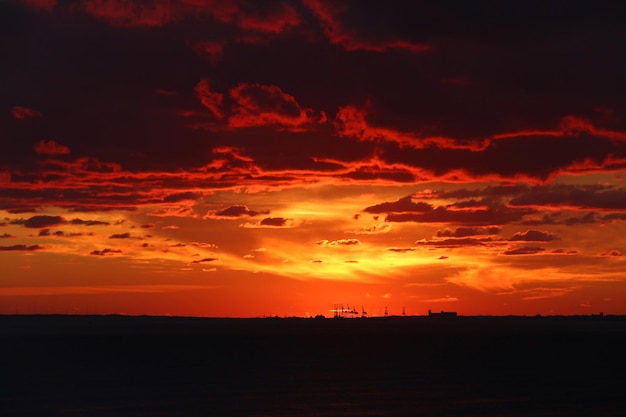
[
  {"xmin": 333, "ymin": 303, "xmax": 359, "ymax": 318},
  {"xmin": 428, "ymin": 309, "xmax": 457, "ymax": 317}
]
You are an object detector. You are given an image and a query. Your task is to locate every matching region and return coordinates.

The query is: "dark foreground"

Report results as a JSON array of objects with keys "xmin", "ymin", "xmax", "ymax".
[{"xmin": 1, "ymin": 315, "xmax": 625, "ymax": 416}]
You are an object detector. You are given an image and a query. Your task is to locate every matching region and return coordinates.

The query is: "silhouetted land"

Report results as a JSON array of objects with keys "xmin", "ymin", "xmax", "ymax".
[{"xmin": 2, "ymin": 314, "xmax": 625, "ymax": 416}]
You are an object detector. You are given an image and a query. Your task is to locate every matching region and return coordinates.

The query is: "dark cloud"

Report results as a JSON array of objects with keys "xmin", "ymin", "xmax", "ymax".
[
  {"xmin": 70, "ymin": 218, "xmax": 111, "ymax": 226},
  {"xmin": 437, "ymin": 226, "xmax": 501, "ymax": 238},
  {"xmin": 190, "ymin": 257, "xmax": 219, "ymax": 264},
  {"xmin": 387, "ymin": 247, "xmax": 415, "ymax": 253},
  {"xmin": 502, "ymin": 246, "xmax": 546, "ymax": 255},
  {"xmin": 596, "ymin": 250, "xmax": 623, "ymax": 257},
  {"xmin": 208, "ymin": 205, "xmax": 270, "ymax": 218},
  {"xmin": 521, "ymin": 212, "xmax": 567, "ymax": 226},
  {"xmin": 417, "ymin": 238, "xmax": 488, "ymax": 248},
  {"xmin": 90, "ymin": 248, "xmax": 123, "ymax": 256},
  {"xmin": 0, "ymin": 233, "xmax": 16, "ymax": 239},
  {"xmin": 386, "ymin": 206, "xmax": 533, "ymax": 226},
  {"xmin": 510, "ymin": 185, "xmax": 626, "ymax": 210},
  {"xmin": 45, "ymin": 230, "xmax": 92, "ymax": 238},
  {"xmin": 316, "ymin": 239, "xmax": 361, "ymax": 246},
  {"xmin": 23, "ymin": 215, "xmax": 65, "ymax": 228},
  {"xmin": 109, "ymin": 233, "xmax": 132, "ymax": 239},
  {"xmin": 364, "ymin": 193, "xmax": 535, "ymax": 226},
  {"xmin": 1, "ymin": 2, "xmax": 625, "ymax": 251},
  {"xmin": 349, "ymin": 223, "xmax": 391, "ymax": 235},
  {"xmin": 364, "ymin": 196, "xmax": 432, "ymax": 214},
  {"xmin": 162, "ymin": 192, "xmax": 201, "ymax": 203},
  {"xmin": 329, "ymin": 238, "xmax": 360, "ymax": 246},
  {"xmin": 376, "ymin": 130, "xmax": 626, "ymax": 181},
  {"xmin": 0, "ymin": 244, "xmax": 44, "ymax": 251},
  {"xmin": 260, "ymin": 217, "xmax": 289, "ymax": 227},
  {"xmin": 340, "ymin": 165, "xmax": 416, "ymax": 183},
  {"xmin": 438, "ymin": 185, "xmax": 530, "ymax": 200},
  {"xmin": 551, "ymin": 249, "xmax": 578, "ymax": 255},
  {"xmin": 509, "ymin": 230, "xmax": 558, "ymax": 242},
  {"xmin": 190, "ymin": 242, "xmax": 217, "ymax": 248},
  {"xmin": 602, "ymin": 213, "xmax": 626, "ymax": 223}
]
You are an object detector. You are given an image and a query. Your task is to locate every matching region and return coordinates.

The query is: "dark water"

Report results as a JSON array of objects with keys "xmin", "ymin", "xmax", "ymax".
[{"xmin": 1, "ymin": 315, "xmax": 625, "ymax": 416}]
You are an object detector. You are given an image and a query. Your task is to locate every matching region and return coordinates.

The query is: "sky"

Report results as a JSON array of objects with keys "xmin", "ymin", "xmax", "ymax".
[{"xmin": 2, "ymin": 0, "xmax": 626, "ymax": 317}]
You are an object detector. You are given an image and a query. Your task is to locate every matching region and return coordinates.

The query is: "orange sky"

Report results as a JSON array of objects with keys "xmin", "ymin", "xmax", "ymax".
[{"xmin": 2, "ymin": 0, "xmax": 626, "ymax": 317}]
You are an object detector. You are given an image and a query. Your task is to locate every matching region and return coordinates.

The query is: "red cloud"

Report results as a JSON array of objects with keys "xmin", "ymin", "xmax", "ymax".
[
  {"xmin": 192, "ymin": 81, "xmax": 323, "ymax": 130},
  {"xmin": 190, "ymin": 40, "xmax": 226, "ymax": 61},
  {"xmin": 79, "ymin": 0, "xmax": 175, "ymax": 28},
  {"xmin": 335, "ymin": 105, "xmax": 486, "ymax": 150},
  {"xmin": 75, "ymin": 0, "xmax": 256, "ymax": 29},
  {"xmin": 559, "ymin": 115, "xmax": 626, "ymax": 142},
  {"xmin": 304, "ymin": 0, "xmax": 431, "ymax": 53},
  {"xmin": 334, "ymin": 110, "xmax": 626, "ymax": 182},
  {"xmin": 34, "ymin": 140, "xmax": 70, "ymax": 155},
  {"xmin": 75, "ymin": 0, "xmax": 303, "ymax": 35},
  {"xmin": 195, "ymin": 79, "xmax": 224, "ymax": 120},
  {"xmin": 16, "ymin": 0, "xmax": 56, "ymax": 11},
  {"xmin": 11, "ymin": 105, "xmax": 42, "ymax": 120},
  {"xmin": 237, "ymin": 2, "xmax": 300, "ymax": 33},
  {"xmin": 229, "ymin": 83, "xmax": 319, "ymax": 129},
  {"xmin": 440, "ymin": 76, "xmax": 471, "ymax": 86}
]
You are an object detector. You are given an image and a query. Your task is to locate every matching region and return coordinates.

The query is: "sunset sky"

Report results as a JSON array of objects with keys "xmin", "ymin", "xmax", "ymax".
[{"xmin": 2, "ymin": 0, "xmax": 626, "ymax": 317}]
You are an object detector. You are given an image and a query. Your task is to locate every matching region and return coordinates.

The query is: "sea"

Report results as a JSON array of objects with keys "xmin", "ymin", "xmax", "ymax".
[{"xmin": 1, "ymin": 315, "xmax": 625, "ymax": 416}]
